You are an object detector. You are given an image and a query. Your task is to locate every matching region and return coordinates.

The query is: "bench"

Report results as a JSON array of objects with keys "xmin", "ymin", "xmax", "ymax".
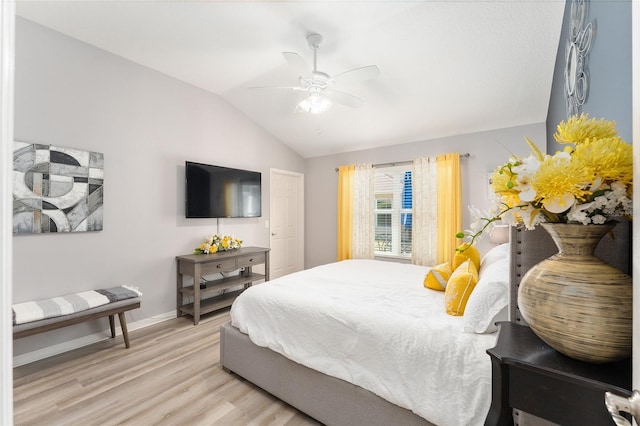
[{"xmin": 13, "ymin": 289, "xmax": 141, "ymax": 349}]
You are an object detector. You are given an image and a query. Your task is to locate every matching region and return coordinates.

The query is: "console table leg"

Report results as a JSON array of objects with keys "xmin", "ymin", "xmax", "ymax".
[
  {"xmin": 193, "ymin": 264, "xmax": 201, "ymax": 325},
  {"xmin": 176, "ymin": 268, "xmax": 183, "ymax": 318}
]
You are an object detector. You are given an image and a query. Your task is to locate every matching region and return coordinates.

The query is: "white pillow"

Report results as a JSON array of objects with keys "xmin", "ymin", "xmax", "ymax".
[
  {"xmin": 464, "ymin": 250, "xmax": 510, "ymax": 334},
  {"xmin": 480, "ymin": 243, "xmax": 509, "ymax": 271}
]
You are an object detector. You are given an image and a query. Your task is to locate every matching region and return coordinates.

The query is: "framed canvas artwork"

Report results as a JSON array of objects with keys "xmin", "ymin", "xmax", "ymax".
[{"xmin": 13, "ymin": 141, "xmax": 104, "ymax": 234}]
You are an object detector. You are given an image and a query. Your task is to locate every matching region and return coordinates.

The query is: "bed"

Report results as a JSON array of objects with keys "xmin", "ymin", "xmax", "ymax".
[
  {"xmin": 220, "ymin": 219, "xmax": 631, "ymax": 426},
  {"xmin": 221, "ymin": 243, "xmax": 511, "ymax": 426}
]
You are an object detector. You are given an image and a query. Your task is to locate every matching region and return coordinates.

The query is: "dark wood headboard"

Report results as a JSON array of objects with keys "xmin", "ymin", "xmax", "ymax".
[{"xmin": 508, "ymin": 220, "xmax": 631, "ymax": 325}]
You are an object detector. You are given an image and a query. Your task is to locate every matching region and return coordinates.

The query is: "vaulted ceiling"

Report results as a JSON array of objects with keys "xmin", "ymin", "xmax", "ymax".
[{"xmin": 16, "ymin": 1, "xmax": 566, "ymax": 158}]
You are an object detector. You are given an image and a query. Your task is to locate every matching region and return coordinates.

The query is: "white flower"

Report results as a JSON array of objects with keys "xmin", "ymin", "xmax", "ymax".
[
  {"xmin": 610, "ymin": 181, "xmax": 627, "ymax": 195},
  {"xmin": 568, "ymin": 210, "xmax": 591, "ymax": 225},
  {"xmin": 592, "ymin": 195, "xmax": 608, "ymax": 210},
  {"xmin": 512, "ymin": 154, "xmax": 541, "ymax": 174},
  {"xmin": 543, "ymin": 193, "xmax": 576, "ymax": 214},
  {"xmin": 512, "ymin": 155, "xmax": 540, "ymax": 202},
  {"xmin": 500, "ymin": 209, "xmax": 519, "ymax": 226},
  {"xmin": 589, "ymin": 177, "xmax": 603, "ymax": 192},
  {"xmin": 468, "ymin": 206, "xmax": 488, "ymax": 228}
]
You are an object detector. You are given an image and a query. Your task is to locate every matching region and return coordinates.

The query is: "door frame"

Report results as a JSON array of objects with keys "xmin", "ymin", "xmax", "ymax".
[
  {"xmin": 0, "ymin": 0, "xmax": 14, "ymax": 422},
  {"xmin": 269, "ymin": 168, "xmax": 305, "ymax": 277},
  {"xmin": 632, "ymin": 0, "xmax": 639, "ymax": 393}
]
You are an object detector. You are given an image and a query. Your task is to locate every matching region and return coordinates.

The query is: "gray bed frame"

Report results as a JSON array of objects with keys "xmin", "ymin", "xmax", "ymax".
[
  {"xmin": 220, "ymin": 221, "xmax": 630, "ymax": 426},
  {"xmin": 220, "ymin": 321, "xmax": 432, "ymax": 426}
]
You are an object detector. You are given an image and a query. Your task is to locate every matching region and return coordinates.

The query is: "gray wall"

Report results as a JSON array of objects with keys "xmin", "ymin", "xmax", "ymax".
[
  {"xmin": 13, "ymin": 18, "xmax": 305, "ymax": 356},
  {"xmin": 304, "ymin": 123, "xmax": 547, "ymax": 268},
  {"xmin": 547, "ymin": 0, "xmax": 632, "ymax": 152}
]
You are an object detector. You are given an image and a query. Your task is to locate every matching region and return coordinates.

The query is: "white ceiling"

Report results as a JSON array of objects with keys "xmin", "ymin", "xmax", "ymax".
[{"xmin": 16, "ymin": 1, "xmax": 566, "ymax": 159}]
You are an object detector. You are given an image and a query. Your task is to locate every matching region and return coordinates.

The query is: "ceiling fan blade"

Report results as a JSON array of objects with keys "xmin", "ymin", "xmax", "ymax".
[
  {"xmin": 282, "ymin": 52, "xmax": 310, "ymax": 77},
  {"xmin": 249, "ymin": 85, "xmax": 304, "ymax": 91},
  {"xmin": 332, "ymin": 65, "xmax": 380, "ymax": 85},
  {"xmin": 325, "ymin": 89, "xmax": 364, "ymax": 108}
]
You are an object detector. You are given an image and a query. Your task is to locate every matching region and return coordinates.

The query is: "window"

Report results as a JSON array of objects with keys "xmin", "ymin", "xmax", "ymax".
[{"xmin": 374, "ymin": 165, "xmax": 412, "ymax": 257}]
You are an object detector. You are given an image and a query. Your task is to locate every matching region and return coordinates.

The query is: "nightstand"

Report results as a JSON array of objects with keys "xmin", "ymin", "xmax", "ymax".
[{"xmin": 485, "ymin": 322, "xmax": 632, "ymax": 426}]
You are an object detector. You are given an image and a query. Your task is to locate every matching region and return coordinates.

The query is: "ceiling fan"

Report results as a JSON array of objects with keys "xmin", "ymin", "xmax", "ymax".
[{"xmin": 251, "ymin": 33, "xmax": 380, "ymax": 114}]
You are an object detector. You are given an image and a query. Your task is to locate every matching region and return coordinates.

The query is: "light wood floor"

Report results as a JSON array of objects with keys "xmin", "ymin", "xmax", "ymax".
[{"xmin": 14, "ymin": 310, "xmax": 322, "ymax": 426}]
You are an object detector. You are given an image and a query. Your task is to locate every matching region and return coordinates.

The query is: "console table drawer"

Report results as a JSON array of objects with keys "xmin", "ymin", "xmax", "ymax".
[
  {"xmin": 199, "ymin": 258, "xmax": 237, "ymax": 275},
  {"xmin": 237, "ymin": 253, "xmax": 266, "ymax": 268}
]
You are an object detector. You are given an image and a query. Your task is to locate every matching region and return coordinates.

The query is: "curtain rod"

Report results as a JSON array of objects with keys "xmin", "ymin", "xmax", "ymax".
[{"xmin": 334, "ymin": 152, "xmax": 470, "ymax": 172}]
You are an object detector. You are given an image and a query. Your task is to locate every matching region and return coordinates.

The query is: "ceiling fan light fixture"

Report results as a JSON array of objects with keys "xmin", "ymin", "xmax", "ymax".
[
  {"xmin": 251, "ymin": 32, "xmax": 378, "ymax": 114},
  {"xmin": 298, "ymin": 92, "xmax": 331, "ymax": 114}
]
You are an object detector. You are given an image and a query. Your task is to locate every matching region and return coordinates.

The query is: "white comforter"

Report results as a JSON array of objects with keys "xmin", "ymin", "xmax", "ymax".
[{"xmin": 231, "ymin": 259, "xmax": 497, "ymax": 426}]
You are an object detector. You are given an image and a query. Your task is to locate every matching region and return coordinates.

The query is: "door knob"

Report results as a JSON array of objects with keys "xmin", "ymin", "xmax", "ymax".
[
  {"xmin": 271, "ymin": 232, "xmax": 277, "ymax": 236},
  {"xmin": 605, "ymin": 390, "xmax": 640, "ymax": 426}
]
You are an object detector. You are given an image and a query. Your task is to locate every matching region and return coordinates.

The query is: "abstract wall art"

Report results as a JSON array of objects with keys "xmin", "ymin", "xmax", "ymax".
[
  {"xmin": 13, "ymin": 141, "xmax": 104, "ymax": 234},
  {"xmin": 564, "ymin": 0, "xmax": 595, "ymax": 116}
]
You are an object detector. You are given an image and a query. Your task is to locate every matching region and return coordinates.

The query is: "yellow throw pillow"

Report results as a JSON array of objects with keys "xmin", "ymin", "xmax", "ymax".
[
  {"xmin": 445, "ymin": 259, "xmax": 479, "ymax": 316},
  {"xmin": 424, "ymin": 262, "xmax": 452, "ymax": 291},
  {"xmin": 453, "ymin": 243, "xmax": 481, "ymax": 271}
]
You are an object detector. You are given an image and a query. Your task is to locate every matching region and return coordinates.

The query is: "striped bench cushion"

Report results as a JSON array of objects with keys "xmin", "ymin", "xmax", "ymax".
[{"xmin": 13, "ymin": 285, "xmax": 142, "ymax": 326}]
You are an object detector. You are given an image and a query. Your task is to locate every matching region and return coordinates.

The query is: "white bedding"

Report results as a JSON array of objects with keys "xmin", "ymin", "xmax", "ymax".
[{"xmin": 231, "ymin": 259, "xmax": 497, "ymax": 426}]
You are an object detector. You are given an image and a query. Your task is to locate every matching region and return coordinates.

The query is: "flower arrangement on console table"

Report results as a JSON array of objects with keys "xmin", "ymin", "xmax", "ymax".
[
  {"xmin": 458, "ymin": 114, "xmax": 633, "ymax": 363},
  {"xmin": 193, "ymin": 234, "xmax": 242, "ymax": 255}
]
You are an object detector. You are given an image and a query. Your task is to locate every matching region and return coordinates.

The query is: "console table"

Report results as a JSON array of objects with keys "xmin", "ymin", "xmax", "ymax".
[
  {"xmin": 176, "ymin": 247, "xmax": 270, "ymax": 325},
  {"xmin": 486, "ymin": 322, "xmax": 631, "ymax": 426}
]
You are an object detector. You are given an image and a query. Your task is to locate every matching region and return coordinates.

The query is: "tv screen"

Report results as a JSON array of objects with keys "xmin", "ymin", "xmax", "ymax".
[{"xmin": 185, "ymin": 161, "xmax": 262, "ymax": 218}]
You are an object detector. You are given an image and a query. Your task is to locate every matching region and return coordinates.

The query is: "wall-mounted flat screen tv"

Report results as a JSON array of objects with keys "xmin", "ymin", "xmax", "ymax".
[{"xmin": 185, "ymin": 161, "xmax": 262, "ymax": 218}]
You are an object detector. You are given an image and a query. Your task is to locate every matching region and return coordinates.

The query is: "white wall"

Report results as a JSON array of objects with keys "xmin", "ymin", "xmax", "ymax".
[
  {"xmin": 304, "ymin": 122, "xmax": 547, "ymax": 268},
  {"xmin": 12, "ymin": 17, "xmax": 305, "ymax": 357}
]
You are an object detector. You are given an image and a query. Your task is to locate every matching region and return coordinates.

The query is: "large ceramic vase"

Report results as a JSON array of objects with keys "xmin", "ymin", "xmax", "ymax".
[{"xmin": 518, "ymin": 223, "xmax": 632, "ymax": 363}]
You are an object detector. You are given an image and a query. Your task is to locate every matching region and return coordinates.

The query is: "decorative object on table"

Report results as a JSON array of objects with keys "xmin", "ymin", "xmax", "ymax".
[
  {"xmin": 13, "ymin": 141, "xmax": 104, "ymax": 234},
  {"xmin": 193, "ymin": 234, "xmax": 242, "ymax": 254},
  {"xmin": 518, "ymin": 222, "xmax": 631, "ymax": 363},
  {"xmin": 564, "ymin": 0, "xmax": 595, "ymax": 116},
  {"xmin": 458, "ymin": 114, "xmax": 632, "ymax": 363}
]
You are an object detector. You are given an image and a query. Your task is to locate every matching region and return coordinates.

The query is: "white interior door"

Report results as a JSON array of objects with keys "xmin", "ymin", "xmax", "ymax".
[{"xmin": 270, "ymin": 169, "xmax": 304, "ymax": 279}]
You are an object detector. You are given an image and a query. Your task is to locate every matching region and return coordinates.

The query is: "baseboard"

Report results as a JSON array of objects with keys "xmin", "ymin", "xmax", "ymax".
[{"xmin": 12, "ymin": 310, "xmax": 176, "ymax": 367}]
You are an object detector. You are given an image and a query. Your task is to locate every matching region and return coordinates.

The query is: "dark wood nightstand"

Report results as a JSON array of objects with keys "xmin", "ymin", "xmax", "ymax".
[{"xmin": 485, "ymin": 322, "xmax": 632, "ymax": 426}]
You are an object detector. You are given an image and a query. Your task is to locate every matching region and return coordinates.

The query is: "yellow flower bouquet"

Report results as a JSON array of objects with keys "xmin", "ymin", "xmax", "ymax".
[
  {"xmin": 459, "ymin": 114, "xmax": 633, "ymax": 245},
  {"xmin": 193, "ymin": 234, "xmax": 242, "ymax": 254}
]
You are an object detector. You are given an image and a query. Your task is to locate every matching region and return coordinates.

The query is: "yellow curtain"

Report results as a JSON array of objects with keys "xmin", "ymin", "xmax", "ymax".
[
  {"xmin": 436, "ymin": 153, "xmax": 461, "ymax": 265},
  {"xmin": 337, "ymin": 165, "xmax": 355, "ymax": 261}
]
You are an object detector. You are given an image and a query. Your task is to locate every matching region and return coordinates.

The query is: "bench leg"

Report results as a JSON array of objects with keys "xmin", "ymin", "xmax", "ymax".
[
  {"xmin": 109, "ymin": 314, "xmax": 116, "ymax": 338},
  {"xmin": 118, "ymin": 312, "xmax": 131, "ymax": 349}
]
